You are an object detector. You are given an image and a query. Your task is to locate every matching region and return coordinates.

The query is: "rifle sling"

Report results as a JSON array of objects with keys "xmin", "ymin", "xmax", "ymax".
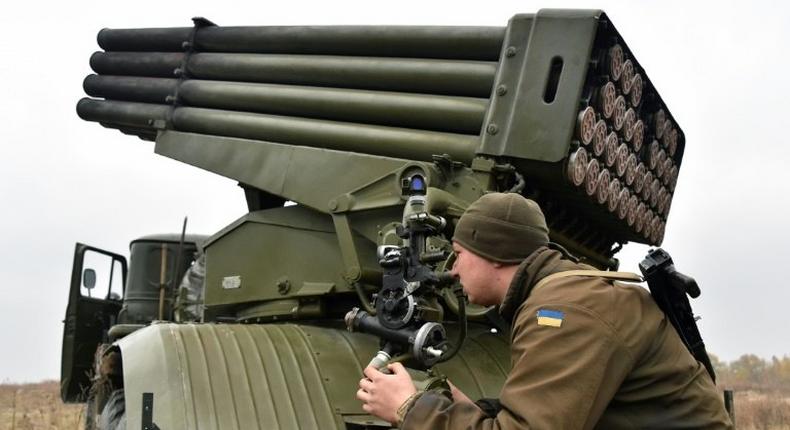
[{"xmin": 533, "ymin": 270, "xmax": 643, "ymax": 292}]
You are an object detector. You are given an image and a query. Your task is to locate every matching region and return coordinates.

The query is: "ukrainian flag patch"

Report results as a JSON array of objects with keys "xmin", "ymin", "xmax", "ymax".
[{"xmin": 536, "ymin": 309, "xmax": 564, "ymax": 327}]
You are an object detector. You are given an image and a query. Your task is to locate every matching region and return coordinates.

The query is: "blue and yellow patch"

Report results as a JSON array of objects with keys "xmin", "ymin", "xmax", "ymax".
[{"xmin": 536, "ymin": 309, "xmax": 564, "ymax": 327}]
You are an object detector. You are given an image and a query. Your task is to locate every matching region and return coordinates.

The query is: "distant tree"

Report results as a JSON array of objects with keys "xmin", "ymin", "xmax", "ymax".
[
  {"xmin": 730, "ymin": 354, "xmax": 766, "ymax": 388},
  {"xmin": 710, "ymin": 353, "xmax": 725, "ymax": 373},
  {"xmin": 709, "ymin": 353, "xmax": 732, "ymax": 384},
  {"xmin": 764, "ymin": 355, "xmax": 790, "ymax": 393},
  {"xmin": 712, "ymin": 353, "xmax": 790, "ymax": 393}
]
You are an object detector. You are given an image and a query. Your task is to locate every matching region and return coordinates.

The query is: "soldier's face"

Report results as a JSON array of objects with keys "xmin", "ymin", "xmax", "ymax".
[{"xmin": 450, "ymin": 242, "xmax": 500, "ymax": 306}]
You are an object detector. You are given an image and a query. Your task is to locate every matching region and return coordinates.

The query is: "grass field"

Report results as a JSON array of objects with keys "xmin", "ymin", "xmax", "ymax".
[
  {"xmin": 1, "ymin": 381, "xmax": 788, "ymax": 429},
  {"xmin": 732, "ymin": 390, "xmax": 790, "ymax": 430},
  {"xmin": 0, "ymin": 382, "xmax": 81, "ymax": 430}
]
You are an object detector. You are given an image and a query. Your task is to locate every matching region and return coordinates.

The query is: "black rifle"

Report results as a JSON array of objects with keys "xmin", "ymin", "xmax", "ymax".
[{"xmin": 639, "ymin": 248, "xmax": 716, "ymax": 382}]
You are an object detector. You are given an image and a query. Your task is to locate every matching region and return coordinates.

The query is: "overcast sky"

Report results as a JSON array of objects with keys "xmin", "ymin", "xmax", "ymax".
[{"xmin": 1, "ymin": 0, "xmax": 788, "ymax": 383}]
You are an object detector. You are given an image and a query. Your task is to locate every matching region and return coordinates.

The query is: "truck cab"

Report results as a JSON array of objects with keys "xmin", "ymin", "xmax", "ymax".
[{"xmin": 60, "ymin": 234, "xmax": 206, "ymax": 403}]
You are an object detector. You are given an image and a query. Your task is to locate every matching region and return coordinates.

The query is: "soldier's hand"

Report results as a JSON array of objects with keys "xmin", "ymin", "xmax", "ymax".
[{"xmin": 357, "ymin": 363, "xmax": 417, "ymax": 424}]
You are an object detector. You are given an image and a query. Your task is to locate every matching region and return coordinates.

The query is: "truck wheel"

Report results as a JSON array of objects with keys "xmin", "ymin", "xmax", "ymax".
[
  {"xmin": 84, "ymin": 400, "xmax": 96, "ymax": 430},
  {"xmin": 84, "ymin": 390, "xmax": 104, "ymax": 430},
  {"xmin": 98, "ymin": 389, "xmax": 126, "ymax": 430}
]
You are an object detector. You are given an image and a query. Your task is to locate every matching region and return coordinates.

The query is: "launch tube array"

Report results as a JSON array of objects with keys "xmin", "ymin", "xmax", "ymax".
[
  {"xmin": 77, "ymin": 12, "xmax": 685, "ymax": 251},
  {"xmin": 562, "ymin": 40, "xmax": 684, "ymax": 246},
  {"xmin": 78, "ymin": 24, "xmax": 508, "ymax": 164}
]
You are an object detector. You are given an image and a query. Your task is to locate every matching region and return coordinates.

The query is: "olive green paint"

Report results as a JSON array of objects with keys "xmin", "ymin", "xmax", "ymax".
[
  {"xmin": 63, "ymin": 11, "xmax": 689, "ymax": 429},
  {"xmin": 479, "ymin": 10, "xmax": 599, "ymax": 162},
  {"xmin": 116, "ymin": 323, "xmax": 509, "ymax": 430}
]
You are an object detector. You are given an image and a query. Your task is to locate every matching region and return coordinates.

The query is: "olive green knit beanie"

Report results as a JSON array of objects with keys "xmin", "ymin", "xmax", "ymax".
[{"xmin": 452, "ymin": 193, "xmax": 550, "ymax": 264}]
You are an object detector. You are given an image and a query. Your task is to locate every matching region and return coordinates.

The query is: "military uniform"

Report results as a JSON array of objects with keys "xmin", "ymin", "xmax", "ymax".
[{"xmin": 401, "ymin": 247, "xmax": 733, "ymax": 429}]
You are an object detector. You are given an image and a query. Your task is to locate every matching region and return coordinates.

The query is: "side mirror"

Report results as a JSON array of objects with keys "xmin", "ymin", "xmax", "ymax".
[{"xmin": 82, "ymin": 268, "xmax": 96, "ymax": 290}]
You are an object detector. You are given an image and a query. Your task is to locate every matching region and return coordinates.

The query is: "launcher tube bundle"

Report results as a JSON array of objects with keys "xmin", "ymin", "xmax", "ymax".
[{"xmin": 77, "ymin": 9, "xmax": 685, "ymax": 268}]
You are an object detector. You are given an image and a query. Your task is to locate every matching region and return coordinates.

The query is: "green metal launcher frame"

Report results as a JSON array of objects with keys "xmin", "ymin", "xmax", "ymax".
[{"xmin": 67, "ymin": 10, "xmax": 688, "ymax": 429}]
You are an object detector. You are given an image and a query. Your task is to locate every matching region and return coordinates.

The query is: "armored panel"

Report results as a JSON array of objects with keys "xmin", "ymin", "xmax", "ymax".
[
  {"xmin": 479, "ymin": 10, "xmax": 683, "ymax": 254},
  {"xmin": 117, "ymin": 322, "xmax": 509, "ymax": 430},
  {"xmin": 202, "ymin": 205, "xmax": 380, "ymax": 321}
]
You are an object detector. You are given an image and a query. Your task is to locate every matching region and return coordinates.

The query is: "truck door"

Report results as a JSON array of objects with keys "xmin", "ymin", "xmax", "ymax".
[{"xmin": 61, "ymin": 243, "xmax": 127, "ymax": 402}]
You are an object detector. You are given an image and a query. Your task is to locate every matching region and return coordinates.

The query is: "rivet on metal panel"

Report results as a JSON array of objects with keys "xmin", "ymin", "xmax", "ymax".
[
  {"xmin": 277, "ymin": 278, "xmax": 291, "ymax": 295},
  {"xmin": 505, "ymin": 46, "xmax": 518, "ymax": 57},
  {"xmin": 486, "ymin": 124, "xmax": 499, "ymax": 135},
  {"xmin": 496, "ymin": 85, "xmax": 508, "ymax": 96}
]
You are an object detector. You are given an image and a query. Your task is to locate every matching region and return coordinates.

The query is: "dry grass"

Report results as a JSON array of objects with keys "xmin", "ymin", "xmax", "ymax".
[
  {"xmin": 0, "ymin": 381, "xmax": 82, "ymax": 430},
  {"xmin": 1, "ymin": 381, "xmax": 789, "ymax": 429},
  {"xmin": 732, "ymin": 390, "xmax": 790, "ymax": 430}
]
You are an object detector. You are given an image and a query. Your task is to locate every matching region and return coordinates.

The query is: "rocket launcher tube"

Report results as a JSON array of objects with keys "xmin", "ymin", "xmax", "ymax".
[
  {"xmin": 90, "ymin": 51, "xmax": 184, "ymax": 78},
  {"xmin": 76, "ymin": 98, "xmax": 479, "ymax": 163},
  {"xmin": 178, "ymin": 82, "xmax": 487, "ymax": 135},
  {"xmin": 76, "ymin": 98, "xmax": 170, "ymax": 128},
  {"xmin": 83, "ymin": 75, "xmax": 178, "ymax": 104},
  {"xmin": 85, "ymin": 76, "xmax": 488, "ymax": 134},
  {"xmin": 89, "ymin": 52, "xmax": 497, "ymax": 98},
  {"xmin": 172, "ymin": 107, "xmax": 478, "ymax": 164},
  {"xmin": 98, "ymin": 25, "xmax": 505, "ymax": 61}
]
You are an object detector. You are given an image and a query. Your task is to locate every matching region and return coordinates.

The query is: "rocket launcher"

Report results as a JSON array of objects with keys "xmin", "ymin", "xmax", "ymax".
[{"xmin": 77, "ymin": 10, "xmax": 685, "ymax": 272}]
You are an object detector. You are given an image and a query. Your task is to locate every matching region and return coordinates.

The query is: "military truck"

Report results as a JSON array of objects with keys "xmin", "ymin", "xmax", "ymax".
[{"xmin": 62, "ymin": 9, "xmax": 690, "ymax": 429}]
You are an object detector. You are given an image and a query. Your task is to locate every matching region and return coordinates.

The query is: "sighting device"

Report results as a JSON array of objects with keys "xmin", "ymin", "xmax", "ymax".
[{"xmin": 345, "ymin": 175, "xmax": 464, "ymax": 370}]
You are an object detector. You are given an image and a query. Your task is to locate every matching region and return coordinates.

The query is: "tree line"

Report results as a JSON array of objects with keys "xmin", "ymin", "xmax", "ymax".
[{"xmin": 711, "ymin": 353, "xmax": 790, "ymax": 393}]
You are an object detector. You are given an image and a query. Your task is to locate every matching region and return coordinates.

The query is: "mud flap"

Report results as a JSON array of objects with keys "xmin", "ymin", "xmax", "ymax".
[{"xmin": 115, "ymin": 322, "xmax": 509, "ymax": 429}]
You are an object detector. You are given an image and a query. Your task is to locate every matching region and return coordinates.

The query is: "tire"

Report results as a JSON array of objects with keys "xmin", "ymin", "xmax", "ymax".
[
  {"xmin": 84, "ymin": 400, "xmax": 96, "ymax": 430},
  {"xmin": 84, "ymin": 390, "xmax": 103, "ymax": 430},
  {"xmin": 98, "ymin": 389, "xmax": 126, "ymax": 430}
]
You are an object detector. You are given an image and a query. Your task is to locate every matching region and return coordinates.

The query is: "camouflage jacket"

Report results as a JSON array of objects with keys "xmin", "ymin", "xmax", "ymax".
[{"xmin": 402, "ymin": 247, "xmax": 732, "ymax": 429}]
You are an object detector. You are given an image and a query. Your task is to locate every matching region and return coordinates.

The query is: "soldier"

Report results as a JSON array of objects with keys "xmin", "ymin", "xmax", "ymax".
[{"xmin": 357, "ymin": 193, "xmax": 732, "ymax": 429}]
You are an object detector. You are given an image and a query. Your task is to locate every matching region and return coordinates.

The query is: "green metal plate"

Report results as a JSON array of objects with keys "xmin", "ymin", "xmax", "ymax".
[{"xmin": 117, "ymin": 322, "xmax": 510, "ymax": 429}]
